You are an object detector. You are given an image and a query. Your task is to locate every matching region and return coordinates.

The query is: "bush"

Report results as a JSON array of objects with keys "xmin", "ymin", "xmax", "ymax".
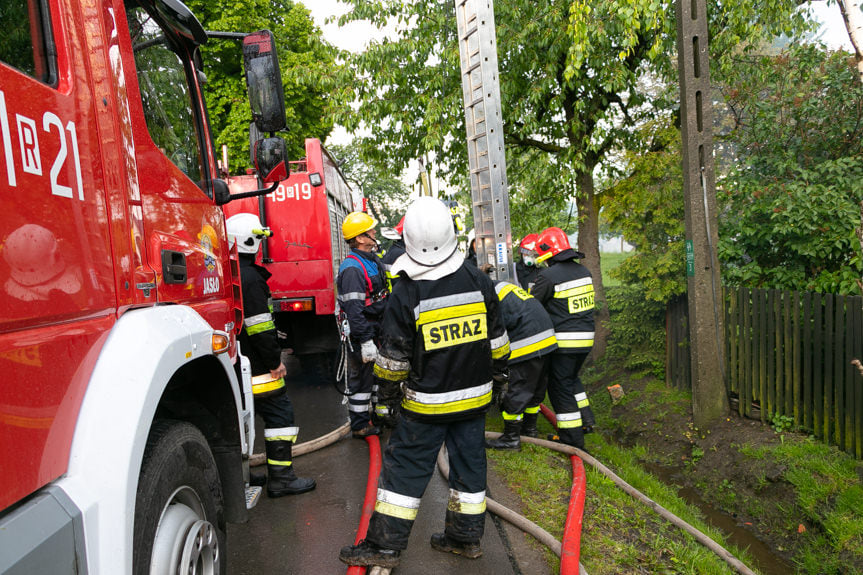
[{"xmin": 605, "ymin": 286, "xmax": 667, "ymax": 377}]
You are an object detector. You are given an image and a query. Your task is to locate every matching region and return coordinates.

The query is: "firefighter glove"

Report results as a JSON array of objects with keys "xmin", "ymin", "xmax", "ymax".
[
  {"xmin": 376, "ymin": 380, "xmax": 403, "ymax": 427},
  {"xmin": 360, "ymin": 340, "xmax": 378, "ymax": 363}
]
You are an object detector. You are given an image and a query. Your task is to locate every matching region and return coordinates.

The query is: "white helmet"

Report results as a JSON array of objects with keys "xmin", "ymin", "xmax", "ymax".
[
  {"xmin": 226, "ymin": 213, "xmax": 271, "ymax": 254},
  {"xmin": 403, "ymin": 197, "xmax": 458, "ymax": 266}
]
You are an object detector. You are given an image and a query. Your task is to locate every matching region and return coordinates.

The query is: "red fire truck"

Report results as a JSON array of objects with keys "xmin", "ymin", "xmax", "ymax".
[
  {"xmin": 0, "ymin": 1, "xmax": 288, "ymax": 572},
  {"xmin": 224, "ymin": 138, "xmax": 357, "ymax": 374}
]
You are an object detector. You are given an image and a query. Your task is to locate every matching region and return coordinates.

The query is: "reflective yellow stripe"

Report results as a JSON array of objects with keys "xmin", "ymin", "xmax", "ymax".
[
  {"xmin": 496, "ymin": 283, "xmax": 531, "ymax": 302},
  {"xmin": 247, "ymin": 320, "xmax": 276, "ymax": 336},
  {"xmin": 375, "ymin": 500, "xmax": 419, "ymax": 520},
  {"xmin": 576, "ymin": 392, "xmax": 590, "ymax": 409},
  {"xmin": 456, "ymin": 501, "xmax": 486, "ymax": 514},
  {"xmin": 252, "ymin": 377, "xmax": 285, "ymax": 395},
  {"xmin": 557, "ymin": 338, "xmax": 594, "ymax": 349},
  {"xmin": 524, "ymin": 405, "xmax": 540, "ymax": 414},
  {"xmin": 509, "ymin": 334, "xmax": 557, "ymax": 360},
  {"xmin": 402, "ymin": 390, "xmax": 492, "ymax": 415},
  {"xmin": 501, "ymin": 411, "xmax": 523, "ymax": 421},
  {"xmin": 374, "ymin": 364, "xmax": 409, "ymax": 382},
  {"xmin": 266, "ymin": 435, "xmax": 297, "ymax": 442},
  {"xmin": 553, "ymin": 284, "xmax": 593, "ymax": 299},
  {"xmin": 491, "ymin": 341, "xmax": 510, "ymax": 360},
  {"xmin": 416, "ymin": 302, "xmax": 487, "ymax": 327},
  {"xmin": 557, "ymin": 412, "xmax": 583, "ymax": 429},
  {"xmin": 267, "ymin": 458, "xmax": 293, "ymax": 467}
]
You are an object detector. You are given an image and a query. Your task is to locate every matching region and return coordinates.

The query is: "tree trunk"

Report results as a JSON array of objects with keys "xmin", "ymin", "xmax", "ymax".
[
  {"xmin": 575, "ymin": 167, "xmax": 609, "ymax": 360},
  {"xmin": 839, "ymin": 0, "xmax": 863, "ymax": 85}
]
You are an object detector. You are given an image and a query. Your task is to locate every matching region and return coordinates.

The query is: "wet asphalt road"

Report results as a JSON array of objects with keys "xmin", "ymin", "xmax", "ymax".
[{"xmin": 225, "ymin": 354, "xmax": 551, "ymax": 575}]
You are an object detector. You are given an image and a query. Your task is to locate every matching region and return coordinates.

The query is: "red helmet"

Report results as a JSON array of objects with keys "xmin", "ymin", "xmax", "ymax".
[
  {"xmin": 535, "ymin": 227, "xmax": 571, "ymax": 263},
  {"xmin": 519, "ymin": 233, "xmax": 538, "ymax": 253},
  {"xmin": 394, "ymin": 215, "xmax": 406, "ymax": 237}
]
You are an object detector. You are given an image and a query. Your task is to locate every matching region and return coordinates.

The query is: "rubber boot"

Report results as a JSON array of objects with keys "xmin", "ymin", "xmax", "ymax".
[
  {"xmin": 522, "ymin": 412, "xmax": 539, "ymax": 438},
  {"xmin": 339, "ymin": 540, "xmax": 401, "ymax": 568},
  {"xmin": 485, "ymin": 419, "xmax": 522, "ymax": 450},
  {"xmin": 265, "ymin": 440, "xmax": 316, "ymax": 497},
  {"xmin": 430, "ymin": 533, "xmax": 482, "ymax": 559}
]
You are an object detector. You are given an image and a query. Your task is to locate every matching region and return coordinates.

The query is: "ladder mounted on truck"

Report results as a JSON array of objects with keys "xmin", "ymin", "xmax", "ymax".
[{"xmin": 454, "ymin": 0, "xmax": 513, "ymax": 281}]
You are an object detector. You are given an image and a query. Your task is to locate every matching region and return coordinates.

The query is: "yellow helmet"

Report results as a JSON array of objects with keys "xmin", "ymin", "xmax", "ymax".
[{"xmin": 342, "ymin": 212, "xmax": 377, "ymax": 240}]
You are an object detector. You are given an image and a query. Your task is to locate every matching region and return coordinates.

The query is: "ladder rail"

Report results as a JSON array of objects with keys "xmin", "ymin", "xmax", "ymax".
[{"xmin": 454, "ymin": 0, "xmax": 513, "ymax": 281}]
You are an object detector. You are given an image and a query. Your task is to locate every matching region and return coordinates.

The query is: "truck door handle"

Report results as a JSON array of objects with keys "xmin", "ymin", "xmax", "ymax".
[{"xmin": 161, "ymin": 250, "xmax": 187, "ymax": 284}]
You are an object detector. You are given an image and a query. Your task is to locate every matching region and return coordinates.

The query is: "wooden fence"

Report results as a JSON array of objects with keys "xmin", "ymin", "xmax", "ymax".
[{"xmin": 666, "ymin": 288, "xmax": 863, "ymax": 458}]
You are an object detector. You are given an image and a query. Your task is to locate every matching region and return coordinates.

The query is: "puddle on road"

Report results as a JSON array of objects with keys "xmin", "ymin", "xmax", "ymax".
[{"xmin": 642, "ymin": 461, "xmax": 795, "ymax": 575}]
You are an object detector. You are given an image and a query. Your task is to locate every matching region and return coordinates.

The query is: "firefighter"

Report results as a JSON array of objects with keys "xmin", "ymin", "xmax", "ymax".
[
  {"xmin": 226, "ymin": 214, "xmax": 316, "ymax": 497},
  {"xmin": 379, "ymin": 215, "xmax": 406, "ymax": 290},
  {"xmin": 337, "ymin": 211, "xmax": 388, "ymax": 438},
  {"xmin": 485, "ymin": 279, "xmax": 557, "ymax": 450},
  {"xmin": 530, "ymin": 227, "xmax": 596, "ymax": 450},
  {"xmin": 515, "ymin": 233, "xmax": 540, "ymax": 292},
  {"xmin": 339, "ymin": 197, "xmax": 510, "ymax": 569}
]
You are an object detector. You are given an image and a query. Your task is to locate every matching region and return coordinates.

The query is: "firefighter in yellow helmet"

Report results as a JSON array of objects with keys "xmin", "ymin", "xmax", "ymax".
[{"xmin": 337, "ymin": 211, "xmax": 388, "ymax": 437}]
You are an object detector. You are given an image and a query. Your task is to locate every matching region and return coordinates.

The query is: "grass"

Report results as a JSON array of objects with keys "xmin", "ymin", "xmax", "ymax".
[
  {"xmin": 599, "ymin": 251, "xmax": 630, "ymax": 287},
  {"xmin": 485, "ymin": 364, "xmax": 863, "ymax": 573},
  {"xmin": 486, "ymin": 408, "xmax": 757, "ymax": 574}
]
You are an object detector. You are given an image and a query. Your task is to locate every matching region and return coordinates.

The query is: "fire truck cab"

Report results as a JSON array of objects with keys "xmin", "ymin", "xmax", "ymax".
[{"xmin": 0, "ymin": 1, "xmax": 287, "ymax": 573}]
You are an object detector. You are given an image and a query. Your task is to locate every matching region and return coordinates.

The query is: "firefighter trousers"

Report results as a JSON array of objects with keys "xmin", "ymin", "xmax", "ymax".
[
  {"xmin": 346, "ymin": 347, "xmax": 374, "ymax": 430},
  {"xmin": 366, "ymin": 414, "xmax": 487, "ymax": 551},
  {"xmin": 502, "ymin": 355, "xmax": 549, "ymax": 419},
  {"xmin": 255, "ymin": 389, "xmax": 299, "ymax": 471},
  {"xmin": 546, "ymin": 351, "xmax": 594, "ymax": 445}
]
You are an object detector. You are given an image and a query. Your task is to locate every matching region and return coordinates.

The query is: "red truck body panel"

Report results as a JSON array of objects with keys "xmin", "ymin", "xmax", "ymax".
[
  {"xmin": 225, "ymin": 138, "xmax": 354, "ymax": 317},
  {"xmin": 0, "ymin": 0, "xmax": 237, "ymax": 513}
]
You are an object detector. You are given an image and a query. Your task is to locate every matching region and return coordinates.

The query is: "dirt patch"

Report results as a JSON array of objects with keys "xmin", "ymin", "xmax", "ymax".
[{"xmin": 591, "ymin": 370, "xmax": 805, "ymax": 571}]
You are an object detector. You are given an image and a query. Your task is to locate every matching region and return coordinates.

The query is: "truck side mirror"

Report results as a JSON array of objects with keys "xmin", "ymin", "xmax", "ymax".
[
  {"xmin": 253, "ymin": 137, "xmax": 288, "ymax": 183},
  {"xmin": 242, "ymin": 30, "xmax": 286, "ymax": 133},
  {"xmin": 212, "ymin": 178, "xmax": 232, "ymax": 206}
]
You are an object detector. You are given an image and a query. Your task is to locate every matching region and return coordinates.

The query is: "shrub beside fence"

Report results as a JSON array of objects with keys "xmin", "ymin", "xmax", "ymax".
[{"xmin": 666, "ymin": 288, "xmax": 863, "ymax": 458}]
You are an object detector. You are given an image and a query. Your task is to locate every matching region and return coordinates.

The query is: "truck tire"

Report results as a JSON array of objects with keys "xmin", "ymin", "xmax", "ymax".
[{"xmin": 133, "ymin": 420, "xmax": 226, "ymax": 575}]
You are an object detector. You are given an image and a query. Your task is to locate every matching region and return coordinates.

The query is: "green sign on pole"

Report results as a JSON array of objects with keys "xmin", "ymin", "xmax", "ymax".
[{"xmin": 686, "ymin": 240, "xmax": 695, "ymax": 277}]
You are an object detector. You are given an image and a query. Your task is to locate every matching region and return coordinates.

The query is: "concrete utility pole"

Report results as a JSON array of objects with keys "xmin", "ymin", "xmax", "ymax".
[
  {"xmin": 454, "ymin": 0, "xmax": 513, "ymax": 281},
  {"xmin": 676, "ymin": 0, "xmax": 729, "ymax": 425}
]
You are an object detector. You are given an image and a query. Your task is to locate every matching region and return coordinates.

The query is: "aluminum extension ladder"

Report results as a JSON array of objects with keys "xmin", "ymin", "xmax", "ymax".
[{"xmin": 453, "ymin": 0, "xmax": 513, "ymax": 281}]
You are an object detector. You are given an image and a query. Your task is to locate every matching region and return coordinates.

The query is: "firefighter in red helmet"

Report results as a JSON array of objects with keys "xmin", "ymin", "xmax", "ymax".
[
  {"xmin": 530, "ymin": 227, "xmax": 596, "ymax": 449},
  {"xmin": 339, "ymin": 197, "xmax": 510, "ymax": 569},
  {"xmin": 515, "ymin": 233, "xmax": 540, "ymax": 291}
]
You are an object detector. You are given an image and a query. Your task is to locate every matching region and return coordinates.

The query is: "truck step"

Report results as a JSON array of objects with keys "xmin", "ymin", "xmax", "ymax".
[{"xmin": 245, "ymin": 485, "xmax": 263, "ymax": 509}]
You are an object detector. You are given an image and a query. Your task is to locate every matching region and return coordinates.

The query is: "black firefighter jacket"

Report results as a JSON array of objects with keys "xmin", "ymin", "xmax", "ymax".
[
  {"xmin": 237, "ymin": 255, "xmax": 282, "ymax": 376},
  {"xmin": 373, "ymin": 262, "xmax": 510, "ymax": 422},
  {"xmin": 494, "ymin": 282, "xmax": 558, "ymax": 364},
  {"xmin": 530, "ymin": 249, "xmax": 595, "ymax": 353}
]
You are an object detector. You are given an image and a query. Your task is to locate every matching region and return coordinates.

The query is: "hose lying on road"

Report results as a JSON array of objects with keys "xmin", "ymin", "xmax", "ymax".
[
  {"xmin": 347, "ymin": 435, "xmax": 384, "ymax": 575},
  {"xmin": 250, "ymin": 421, "xmax": 352, "ymax": 466},
  {"xmin": 436, "ymin": 446, "xmax": 589, "ymax": 575},
  {"xmin": 505, "ymin": 422, "xmax": 758, "ymax": 575}
]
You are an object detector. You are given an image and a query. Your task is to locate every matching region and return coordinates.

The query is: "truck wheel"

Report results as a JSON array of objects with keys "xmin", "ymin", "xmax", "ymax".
[{"xmin": 134, "ymin": 420, "xmax": 226, "ymax": 575}]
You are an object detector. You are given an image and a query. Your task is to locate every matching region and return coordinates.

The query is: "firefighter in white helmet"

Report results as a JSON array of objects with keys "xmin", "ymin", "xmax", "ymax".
[
  {"xmin": 339, "ymin": 197, "xmax": 510, "ymax": 569},
  {"xmin": 226, "ymin": 213, "xmax": 316, "ymax": 497}
]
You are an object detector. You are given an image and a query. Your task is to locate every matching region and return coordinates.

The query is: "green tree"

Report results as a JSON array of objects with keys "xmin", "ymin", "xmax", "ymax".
[
  {"xmin": 325, "ymin": 144, "xmax": 412, "ymax": 227},
  {"xmin": 185, "ymin": 0, "xmax": 346, "ymax": 172},
  {"xmin": 718, "ymin": 44, "xmax": 863, "ymax": 295},
  {"xmin": 603, "ymin": 122, "xmax": 686, "ymax": 302},
  {"xmin": 334, "ymin": 0, "xmax": 811, "ymax": 357}
]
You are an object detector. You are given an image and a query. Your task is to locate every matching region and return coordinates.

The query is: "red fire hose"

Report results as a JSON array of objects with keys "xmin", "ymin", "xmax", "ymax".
[
  {"xmin": 539, "ymin": 403, "xmax": 586, "ymax": 575},
  {"xmin": 347, "ymin": 435, "xmax": 383, "ymax": 575}
]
